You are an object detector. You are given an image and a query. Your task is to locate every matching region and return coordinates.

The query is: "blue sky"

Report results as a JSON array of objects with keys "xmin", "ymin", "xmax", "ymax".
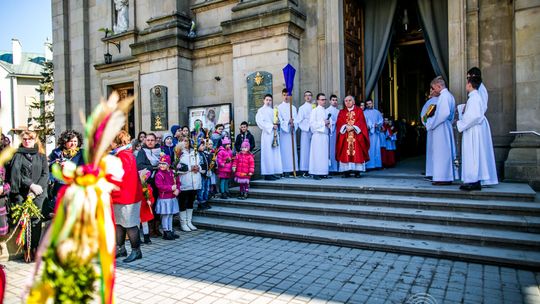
[{"xmin": 0, "ymin": 0, "xmax": 52, "ymax": 54}]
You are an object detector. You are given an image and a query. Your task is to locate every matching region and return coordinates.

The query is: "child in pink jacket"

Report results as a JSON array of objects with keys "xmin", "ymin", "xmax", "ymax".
[
  {"xmin": 154, "ymin": 154, "xmax": 180, "ymax": 240},
  {"xmin": 217, "ymin": 137, "xmax": 234, "ymax": 198},
  {"xmin": 232, "ymin": 139, "xmax": 255, "ymax": 199}
]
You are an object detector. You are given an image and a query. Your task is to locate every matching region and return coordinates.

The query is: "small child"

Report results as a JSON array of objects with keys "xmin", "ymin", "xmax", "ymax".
[
  {"xmin": 216, "ymin": 137, "xmax": 234, "ymax": 199},
  {"xmin": 154, "ymin": 154, "xmax": 180, "ymax": 240},
  {"xmin": 139, "ymin": 170, "xmax": 155, "ymax": 244},
  {"xmin": 206, "ymin": 139, "xmax": 218, "ymax": 198},
  {"xmin": 232, "ymin": 139, "xmax": 255, "ymax": 199},
  {"xmin": 382, "ymin": 118, "xmax": 397, "ymax": 168},
  {"xmin": 197, "ymin": 139, "xmax": 212, "ymax": 210}
]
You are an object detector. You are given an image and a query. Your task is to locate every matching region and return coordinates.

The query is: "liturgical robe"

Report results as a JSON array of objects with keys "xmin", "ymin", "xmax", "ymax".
[
  {"xmin": 308, "ymin": 105, "xmax": 330, "ymax": 175},
  {"xmin": 335, "ymin": 105, "xmax": 370, "ymax": 171},
  {"xmin": 456, "ymin": 90, "xmax": 498, "ymax": 185},
  {"xmin": 256, "ymin": 105, "xmax": 283, "ymax": 175},
  {"xmin": 363, "ymin": 108, "xmax": 384, "ymax": 169},
  {"xmin": 278, "ymin": 101, "xmax": 299, "ymax": 173},
  {"xmin": 425, "ymin": 88, "xmax": 457, "ymax": 182},
  {"xmin": 421, "ymin": 96, "xmax": 439, "ymax": 177},
  {"xmin": 326, "ymin": 105, "xmax": 340, "ymax": 172},
  {"xmin": 479, "ymin": 83, "xmax": 488, "ymax": 113},
  {"xmin": 297, "ymin": 102, "xmax": 313, "ymax": 171}
]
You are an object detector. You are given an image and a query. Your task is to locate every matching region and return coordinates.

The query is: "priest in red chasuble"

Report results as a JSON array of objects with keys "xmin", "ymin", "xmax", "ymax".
[{"xmin": 335, "ymin": 95, "xmax": 370, "ymax": 177}]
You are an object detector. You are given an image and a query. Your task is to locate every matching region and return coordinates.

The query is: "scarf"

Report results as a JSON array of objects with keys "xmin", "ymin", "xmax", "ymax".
[
  {"xmin": 143, "ymin": 147, "xmax": 161, "ymax": 166},
  {"xmin": 110, "ymin": 144, "xmax": 132, "ymax": 156},
  {"xmin": 62, "ymin": 147, "xmax": 80, "ymax": 159}
]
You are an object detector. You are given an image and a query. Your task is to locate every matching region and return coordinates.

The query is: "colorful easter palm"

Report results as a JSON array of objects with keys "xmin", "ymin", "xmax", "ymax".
[{"xmin": 26, "ymin": 92, "xmax": 133, "ymax": 304}]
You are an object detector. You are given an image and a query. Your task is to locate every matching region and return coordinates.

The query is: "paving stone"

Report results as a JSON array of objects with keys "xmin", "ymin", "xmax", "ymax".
[{"xmin": 3, "ymin": 230, "xmax": 540, "ymax": 303}]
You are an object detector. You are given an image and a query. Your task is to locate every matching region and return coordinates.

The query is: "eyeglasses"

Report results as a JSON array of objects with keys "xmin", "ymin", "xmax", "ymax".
[{"xmin": 22, "ymin": 137, "xmax": 35, "ymax": 141}]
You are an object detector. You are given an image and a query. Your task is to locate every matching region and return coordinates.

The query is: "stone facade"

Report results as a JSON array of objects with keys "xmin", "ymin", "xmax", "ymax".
[{"xmin": 52, "ymin": 0, "xmax": 540, "ymax": 187}]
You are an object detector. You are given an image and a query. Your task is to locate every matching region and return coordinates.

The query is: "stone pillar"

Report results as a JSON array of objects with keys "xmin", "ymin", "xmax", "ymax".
[
  {"xmin": 221, "ymin": 0, "xmax": 306, "ymax": 125},
  {"xmin": 130, "ymin": 11, "xmax": 194, "ymax": 129},
  {"xmin": 324, "ymin": 0, "xmax": 345, "ymax": 97},
  {"xmin": 448, "ymin": 0, "xmax": 467, "ymax": 104},
  {"xmin": 504, "ymin": 1, "xmax": 540, "ymax": 190}
]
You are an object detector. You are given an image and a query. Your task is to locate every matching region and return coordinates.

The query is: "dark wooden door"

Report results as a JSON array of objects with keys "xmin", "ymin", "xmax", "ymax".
[{"xmin": 343, "ymin": 0, "xmax": 365, "ymax": 102}]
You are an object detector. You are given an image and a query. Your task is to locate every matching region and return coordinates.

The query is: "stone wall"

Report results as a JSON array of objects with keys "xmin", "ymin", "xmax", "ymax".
[{"xmin": 504, "ymin": 1, "xmax": 540, "ymax": 189}]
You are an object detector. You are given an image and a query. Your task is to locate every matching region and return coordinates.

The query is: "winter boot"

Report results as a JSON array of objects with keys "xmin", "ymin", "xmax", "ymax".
[
  {"xmin": 163, "ymin": 231, "xmax": 174, "ymax": 240},
  {"xmin": 123, "ymin": 248, "xmax": 142, "ymax": 263},
  {"xmin": 143, "ymin": 234, "xmax": 151, "ymax": 244},
  {"xmin": 180, "ymin": 211, "xmax": 191, "ymax": 232},
  {"xmin": 186, "ymin": 209, "xmax": 198, "ymax": 231},
  {"xmin": 116, "ymin": 245, "xmax": 127, "ymax": 258}
]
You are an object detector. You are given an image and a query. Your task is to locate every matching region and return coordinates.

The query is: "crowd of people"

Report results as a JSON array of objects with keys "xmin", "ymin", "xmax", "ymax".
[
  {"xmin": 256, "ymin": 89, "xmax": 398, "ymax": 181},
  {"xmin": 0, "ymin": 67, "xmax": 498, "ymax": 265},
  {"xmin": 256, "ymin": 68, "xmax": 498, "ymax": 191},
  {"xmin": 0, "ymin": 118, "xmax": 257, "ymax": 263}
]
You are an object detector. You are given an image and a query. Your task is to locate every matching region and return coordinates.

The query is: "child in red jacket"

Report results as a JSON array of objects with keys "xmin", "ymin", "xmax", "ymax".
[{"xmin": 233, "ymin": 139, "xmax": 255, "ymax": 199}]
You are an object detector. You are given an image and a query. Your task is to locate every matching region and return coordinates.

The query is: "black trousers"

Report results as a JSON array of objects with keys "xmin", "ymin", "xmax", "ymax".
[{"xmin": 178, "ymin": 190, "xmax": 196, "ymax": 211}]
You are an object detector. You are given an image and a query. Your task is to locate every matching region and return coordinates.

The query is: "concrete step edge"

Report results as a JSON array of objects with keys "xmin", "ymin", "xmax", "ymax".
[
  {"xmin": 197, "ymin": 207, "xmax": 540, "ymax": 248},
  {"xmin": 207, "ymin": 198, "xmax": 540, "ymax": 230},
  {"xmin": 249, "ymin": 180, "xmax": 536, "ymax": 202},
  {"xmin": 234, "ymin": 188, "xmax": 540, "ymax": 214},
  {"xmin": 192, "ymin": 217, "xmax": 540, "ymax": 269}
]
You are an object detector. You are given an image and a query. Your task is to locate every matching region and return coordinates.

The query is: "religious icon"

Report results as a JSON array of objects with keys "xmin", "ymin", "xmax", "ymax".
[{"xmin": 154, "ymin": 86, "xmax": 162, "ymax": 97}]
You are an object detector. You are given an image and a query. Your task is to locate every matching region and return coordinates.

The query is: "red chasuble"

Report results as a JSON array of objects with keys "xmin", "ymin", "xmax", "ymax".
[{"xmin": 335, "ymin": 106, "xmax": 370, "ymax": 164}]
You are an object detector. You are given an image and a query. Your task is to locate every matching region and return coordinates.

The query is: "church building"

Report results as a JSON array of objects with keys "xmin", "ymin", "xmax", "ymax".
[{"xmin": 52, "ymin": 0, "xmax": 540, "ymax": 188}]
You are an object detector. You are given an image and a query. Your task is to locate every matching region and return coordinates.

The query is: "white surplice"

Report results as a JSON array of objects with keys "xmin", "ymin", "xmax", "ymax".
[
  {"xmin": 326, "ymin": 105, "xmax": 339, "ymax": 172},
  {"xmin": 425, "ymin": 88, "xmax": 457, "ymax": 182},
  {"xmin": 278, "ymin": 101, "xmax": 299, "ymax": 172},
  {"xmin": 363, "ymin": 108, "xmax": 383, "ymax": 169},
  {"xmin": 421, "ymin": 96, "xmax": 439, "ymax": 177},
  {"xmin": 479, "ymin": 83, "xmax": 488, "ymax": 113},
  {"xmin": 256, "ymin": 105, "xmax": 283, "ymax": 175},
  {"xmin": 297, "ymin": 102, "xmax": 313, "ymax": 171},
  {"xmin": 308, "ymin": 105, "xmax": 330, "ymax": 175},
  {"xmin": 456, "ymin": 90, "xmax": 498, "ymax": 185}
]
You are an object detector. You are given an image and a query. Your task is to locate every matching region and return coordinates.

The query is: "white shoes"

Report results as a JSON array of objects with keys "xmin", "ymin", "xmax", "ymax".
[
  {"xmin": 186, "ymin": 209, "xmax": 198, "ymax": 231},
  {"xmin": 179, "ymin": 211, "xmax": 191, "ymax": 232}
]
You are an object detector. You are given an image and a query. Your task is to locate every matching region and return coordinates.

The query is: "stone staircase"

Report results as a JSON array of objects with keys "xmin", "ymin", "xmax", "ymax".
[{"xmin": 193, "ymin": 175, "xmax": 540, "ymax": 269}]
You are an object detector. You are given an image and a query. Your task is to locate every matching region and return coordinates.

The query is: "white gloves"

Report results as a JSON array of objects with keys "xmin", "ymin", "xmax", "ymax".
[{"xmin": 29, "ymin": 183, "xmax": 44, "ymax": 196}]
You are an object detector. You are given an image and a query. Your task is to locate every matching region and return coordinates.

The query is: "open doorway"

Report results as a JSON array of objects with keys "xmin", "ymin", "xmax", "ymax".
[{"xmin": 377, "ymin": 1, "xmax": 435, "ymax": 159}]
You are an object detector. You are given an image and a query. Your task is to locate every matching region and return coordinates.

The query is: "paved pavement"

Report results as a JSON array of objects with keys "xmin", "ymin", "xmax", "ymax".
[{"xmin": 3, "ymin": 230, "xmax": 540, "ymax": 303}]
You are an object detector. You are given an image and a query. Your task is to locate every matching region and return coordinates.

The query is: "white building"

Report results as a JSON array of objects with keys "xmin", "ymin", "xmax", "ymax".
[{"xmin": 0, "ymin": 39, "xmax": 54, "ymax": 151}]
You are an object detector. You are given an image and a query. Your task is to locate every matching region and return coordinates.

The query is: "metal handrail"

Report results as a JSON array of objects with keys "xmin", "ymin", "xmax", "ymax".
[{"xmin": 509, "ymin": 131, "xmax": 540, "ymax": 137}]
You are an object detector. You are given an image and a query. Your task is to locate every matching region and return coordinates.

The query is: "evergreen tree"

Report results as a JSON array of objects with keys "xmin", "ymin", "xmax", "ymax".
[{"xmin": 30, "ymin": 58, "xmax": 55, "ymax": 144}]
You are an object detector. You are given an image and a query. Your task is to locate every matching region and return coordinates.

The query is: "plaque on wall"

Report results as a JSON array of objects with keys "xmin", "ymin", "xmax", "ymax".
[
  {"xmin": 150, "ymin": 85, "xmax": 168, "ymax": 131},
  {"xmin": 247, "ymin": 71, "xmax": 272, "ymax": 125}
]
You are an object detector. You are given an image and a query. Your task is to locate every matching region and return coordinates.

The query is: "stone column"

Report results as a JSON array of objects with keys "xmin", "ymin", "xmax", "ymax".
[
  {"xmin": 504, "ymin": 1, "xmax": 540, "ymax": 190},
  {"xmin": 448, "ymin": 0, "xmax": 467, "ymax": 104},
  {"xmin": 221, "ymin": 0, "xmax": 306, "ymax": 126}
]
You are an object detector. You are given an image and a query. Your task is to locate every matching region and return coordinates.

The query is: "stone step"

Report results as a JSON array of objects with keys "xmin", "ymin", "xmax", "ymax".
[
  {"xmin": 197, "ymin": 206, "xmax": 540, "ymax": 250},
  {"xmin": 192, "ymin": 216, "xmax": 540, "ymax": 269},
  {"xmin": 208, "ymin": 197, "xmax": 540, "ymax": 232},
  {"xmin": 249, "ymin": 177, "xmax": 537, "ymax": 202},
  {"xmin": 235, "ymin": 188, "xmax": 540, "ymax": 216}
]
